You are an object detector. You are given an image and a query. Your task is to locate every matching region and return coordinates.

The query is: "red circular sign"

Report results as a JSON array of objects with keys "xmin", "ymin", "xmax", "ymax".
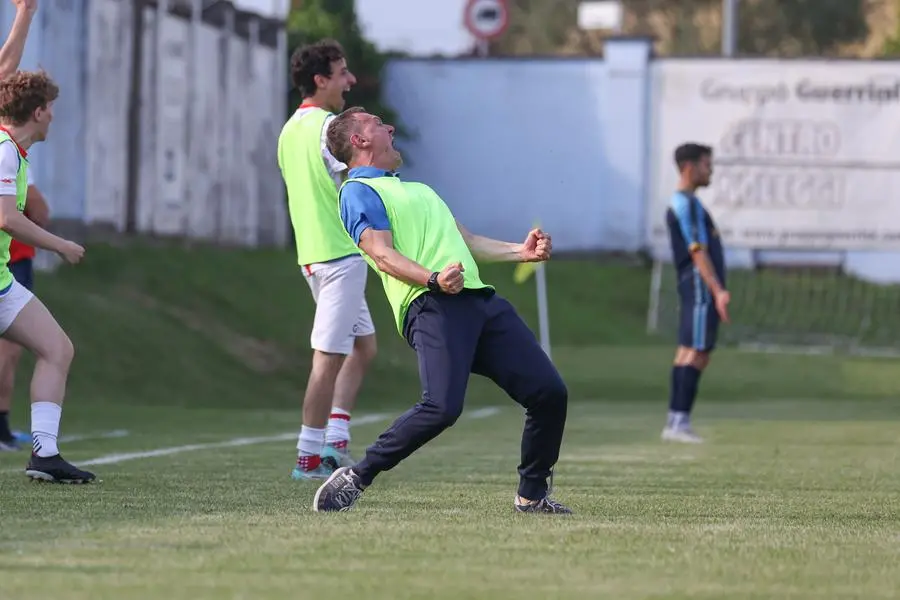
[{"xmin": 464, "ymin": 0, "xmax": 509, "ymax": 41}]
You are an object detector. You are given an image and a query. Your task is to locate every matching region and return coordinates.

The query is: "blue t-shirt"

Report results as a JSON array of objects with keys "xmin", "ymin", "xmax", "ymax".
[
  {"xmin": 665, "ymin": 191, "xmax": 726, "ymax": 301},
  {"xmin": 339, "ymin": 167, "xmax": 395, "ymax": 243}
]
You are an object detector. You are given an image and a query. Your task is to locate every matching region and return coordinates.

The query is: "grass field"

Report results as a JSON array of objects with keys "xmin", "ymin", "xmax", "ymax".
[{"xmin": 2, "ymin": 239, "xmax": 900, "ymax": 599}]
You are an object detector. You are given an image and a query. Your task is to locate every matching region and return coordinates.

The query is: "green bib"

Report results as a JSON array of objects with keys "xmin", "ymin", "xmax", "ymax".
[
  {"xmin": 0, "ymin": 132, "xmax": 28, "ymax": 290},
  {"xmin": 343, "ymin": 175, "xmax": 492, "ymax": 334},
  {"xmin": 278, "ymin": 108, "xmax": 358, "ymax": 265}
]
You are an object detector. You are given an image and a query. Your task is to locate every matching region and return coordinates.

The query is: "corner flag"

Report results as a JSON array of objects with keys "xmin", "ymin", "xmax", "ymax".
[{"xmin": 513, "ymin": 261, "xmax": 538, "ymax": 284}]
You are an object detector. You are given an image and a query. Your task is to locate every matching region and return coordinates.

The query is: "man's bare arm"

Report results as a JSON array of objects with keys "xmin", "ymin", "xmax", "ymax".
[
  {"xmin": 358, "ymin": 228, "xmax": 432, "ymax": 287},
  {"xmin": 691, "ymin": 249, "xmax": 725, "ymax": 296},
  {"xmin": 0, "ymin": 195, "xmax": 65, "ymax": 251},
  {"xmin": 24, "ymin": 184, "xmax": 49, "ymax": 226},
  {"xmin": 0, "ymin": 3, "xmax": 35, "ymax": 80},
  {"xmin": 455, "ymin": 220, "xmax": 520, "ymax": 262}
]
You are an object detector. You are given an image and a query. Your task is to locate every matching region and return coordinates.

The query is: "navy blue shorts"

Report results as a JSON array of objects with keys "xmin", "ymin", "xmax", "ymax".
[
  {"xmin": 8, "ymin": 258, "xmax": 33, "ymax": 291},
  {"xmin": 678, "ymin": 300, "xmax": 719, "ymax": 352}
]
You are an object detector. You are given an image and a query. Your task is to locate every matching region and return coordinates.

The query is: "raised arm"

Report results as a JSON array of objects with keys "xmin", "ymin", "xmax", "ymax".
[
  {"xmin": 341, "ymin": 181, "xmax": 434, "ymax": 288},
  {"xmin": 0, "ymin": 0, "xmax": 36, "ymax": 80},
  {"xmin": 358, "ymin": 229, "xmax": 430, "ymax": 288},
  {"xmin": 456, "ymin": 220, "xmax": 552, "ymax": 263},
  {"xmin": 455, "ymin": 220, "xmax": 521, "ymax": 262},
  {"xmin": 341, "ymin": 182, "xmax": 464, "ymax": 293}
]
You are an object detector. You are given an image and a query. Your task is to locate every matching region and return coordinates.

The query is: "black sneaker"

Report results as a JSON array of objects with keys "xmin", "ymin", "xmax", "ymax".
[
  {"xmin": 25, "ymin": 454, "xmax": 96, "ymax": 484},
  {"xmin": 514, "ymin": 494, "xmax": 573, "ymax": 514},
  {"xmin": 312, "ymin": 466, "xmax": 365, "ymax": 512}
]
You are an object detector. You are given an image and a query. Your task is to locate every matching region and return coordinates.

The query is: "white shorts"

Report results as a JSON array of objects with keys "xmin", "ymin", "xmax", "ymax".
[
  {"xmin": 303, "ymin": 255, "xmax": 375, "ymax": 354},
  {"xmin": 0, "ymin": 278, "xmax": 33, "ymax": 334}
]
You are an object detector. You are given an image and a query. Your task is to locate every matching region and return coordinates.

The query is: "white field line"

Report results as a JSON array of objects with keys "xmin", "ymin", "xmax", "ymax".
[
  {"xmin": 466, "ymin": 407, "xmax": 501, "ymax": 419},
  {"xmin": 59, "ymin": 429, "xmax": 131, "ymax": 444},
  {"xmin": 77, "ymin": 406, "xmax": 503, "ymax": 468}
]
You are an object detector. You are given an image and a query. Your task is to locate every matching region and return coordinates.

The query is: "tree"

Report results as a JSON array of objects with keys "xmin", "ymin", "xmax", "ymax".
[
  {"xmin": 488, "ymin": 0, "xmax": 870, "ymax": 58},
  {"xmin": 736, "ymin": 0, "xmax": 869, "ymax": 57},
  {"xmin": 882, "ymin": 0, "xmax": 900, "ymax": 55},
  {"xmin": 285, "ymin": 0, "xmax": 402, "ymax": 133},
  {"xmin": 488, "ymin": 0, "xmax": 580, "ymax": 56}
]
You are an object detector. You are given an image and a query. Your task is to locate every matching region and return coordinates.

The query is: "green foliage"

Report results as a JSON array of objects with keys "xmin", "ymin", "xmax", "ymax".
[
  {"xmin": 489, "ymin": 0, "xmax": 580, "ymax": 56},
  {"xmin": 737, "ymin": 0, "xmax": 869, "ymax": 57},
  {"xmin": 883, "ymin": 0, "xmax": 900, "ymax": 56},
  {"xmin": 285, "ymin": 0, "xmax": 403, "ymax": 135},
  {"xmin": 495, "ymin": 0, "xmax": 870, "ymax": 57}
]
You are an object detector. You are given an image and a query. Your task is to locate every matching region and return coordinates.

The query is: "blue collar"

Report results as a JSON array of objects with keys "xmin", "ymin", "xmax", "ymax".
[{"xmin": 347, "ymin": 166, "xmax": 399, "ymax": 179}]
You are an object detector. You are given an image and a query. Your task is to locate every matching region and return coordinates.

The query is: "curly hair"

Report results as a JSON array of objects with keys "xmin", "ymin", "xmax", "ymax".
[
  {"xmin": 290, "ymin": 39, "xmax": 345, "ymax": 97},
  {"xmin": 0, "ymin": 70, "xmax": 59, "ymax": 126},
  {"xmin": 326, "ymin": 106, "xmax": 366, "ymax": 165}
]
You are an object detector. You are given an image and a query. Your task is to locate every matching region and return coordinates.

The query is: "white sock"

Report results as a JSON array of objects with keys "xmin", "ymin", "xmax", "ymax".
[
  {"xmin": 668, "ymin": 411, "xmax": 690, "ymax": 428},
  {"xmin": 296, "ymin": 425, "xmax": 325, "ymax": 457},
  {"xmin": 31, "ymin": 402, "xmax": 61, "ymax": 457},
  {"xmin": 325, "ymin": 407, "xmax": 351, "ymax": 446}
]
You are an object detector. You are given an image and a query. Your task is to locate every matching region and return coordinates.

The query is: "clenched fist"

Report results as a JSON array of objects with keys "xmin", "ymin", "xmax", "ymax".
[
  {"xmin": 438, "ymin": 262, "xmax": 465, "ymax": 294},
  {"xmin": 519, "ymin": 228, "xmax": 552, "ymax": 262}
]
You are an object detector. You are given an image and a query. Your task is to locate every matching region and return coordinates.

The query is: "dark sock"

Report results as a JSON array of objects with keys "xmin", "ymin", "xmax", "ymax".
[
  {"xmin": 681, "ymin": 366, "xmax": 703, "ymax": 414},
  {"xmin": 668, "ymin": 366, "xmax": 684, "ymax": 412},
  {"xmin": 0, "ymin": 411, "xmax": 11, "ymax": 439}
]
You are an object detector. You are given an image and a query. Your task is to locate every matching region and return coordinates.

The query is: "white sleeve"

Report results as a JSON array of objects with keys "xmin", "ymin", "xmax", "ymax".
[
  {"xmin": 321, "ymin": 114, "xmax": 348, "ymax": 182},
  {"xmin": 26, "ymin": 163, "xmax": 33, "ymax": 185},
  {"xmin": 0, "ymin": 142, "xmax": 20, "ymax": 196}
]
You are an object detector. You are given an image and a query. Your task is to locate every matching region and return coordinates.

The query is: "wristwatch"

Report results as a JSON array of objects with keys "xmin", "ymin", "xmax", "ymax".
[{"xmin": 426, "ymin": 272, "xmax": 441, "ymax": 292}]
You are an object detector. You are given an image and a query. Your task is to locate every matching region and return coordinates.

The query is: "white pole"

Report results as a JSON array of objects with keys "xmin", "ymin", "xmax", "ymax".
[
  {"xmin": 477, "ymin": 38, "xmax": 489, "ymax": 57},
  {"xmin": 535, "ymin": 263, "xmax": 551, "ymax": 359},
  {"xmin": 721, "ymin": 0, "xmax": 738, "ymax": 56}
]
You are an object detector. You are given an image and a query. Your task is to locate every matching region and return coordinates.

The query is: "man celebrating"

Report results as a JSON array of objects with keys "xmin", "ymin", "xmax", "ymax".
[
  {"xmin": 278, "ymin": 40, "xmax": 377, "ymax": 480},
  {"xmin": 312, "ymin": 107, "xmax": 571, "ymax": 514},
  {"xmin": 662, "ymin": 143, "xmax": 730, "ymax": 443},
  {"xmin": 0, "ymin": 70, "xmax": 93, "ymax": 482}
]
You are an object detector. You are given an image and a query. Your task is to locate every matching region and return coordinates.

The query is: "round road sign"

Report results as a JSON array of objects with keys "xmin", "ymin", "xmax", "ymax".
[{"xmin": 464, "ymin": 0, "xmax": 509, "ymax": 41}]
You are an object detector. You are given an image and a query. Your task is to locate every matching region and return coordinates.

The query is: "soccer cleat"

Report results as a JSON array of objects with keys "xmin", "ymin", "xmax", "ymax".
[
  {"xmin": 514, "ymin": 494, "xmax": 573, "ymax": 514},
  {"xmin": 291, "ymin": 461, "xmax": 333, "ymax": 481},
  {"xmin": 661, "ymin": 426, "xmax": 704, "ymax": 444},
  {"xmin": 25, "ymin": 454, "xmax": 96, "ymax": 484},
  {"xmin": 13, "ymin": 430, "xmax": 32, "ymax": 444},
  {"xmin": 321, "ymin": 443, "xmax": 356, "ymax": 469},
  {"xmin": 312, "ymin": 466, "xmax": 365, "ymax": 512}
]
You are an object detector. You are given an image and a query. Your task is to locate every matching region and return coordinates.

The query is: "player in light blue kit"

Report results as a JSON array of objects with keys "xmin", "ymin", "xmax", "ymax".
[{"xmin": 663, "ymin": 143, "xmax": 731, "ymax": 443}]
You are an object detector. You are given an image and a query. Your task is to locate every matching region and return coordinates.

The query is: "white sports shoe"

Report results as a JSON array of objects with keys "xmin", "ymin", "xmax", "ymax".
[{"xmin": 661, "ymin": 426, "xmax": 704, "ymax": 444}]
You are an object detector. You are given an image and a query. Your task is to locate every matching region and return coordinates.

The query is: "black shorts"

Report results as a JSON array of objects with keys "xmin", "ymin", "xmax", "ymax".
[
  {"xmin": 8, "ymin": 258, "xmax": 33, "ymax": 291},
  {"xmin": 678, "ymin": 300, "xmax": 719, "ymax": 352}
]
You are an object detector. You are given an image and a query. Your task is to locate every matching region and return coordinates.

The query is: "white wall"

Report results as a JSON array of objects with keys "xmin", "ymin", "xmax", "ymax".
[
  {"xmin": 3, "ymin": 0, "xmax": 287, "ymax": 247},
  {"xmin": 85, "ymin": 0, "xmax": 133, "ymax": 230},
  {"xmin": 383, "ymin": 46, "xmax": 649, "ymax": 252},
  {"xmin": 383, "ymin": 41, "xmax": 900, "ymax": 282},
  {"xmin": 131, "ymin": 2, "xmax": 286, "ymax": 246}
]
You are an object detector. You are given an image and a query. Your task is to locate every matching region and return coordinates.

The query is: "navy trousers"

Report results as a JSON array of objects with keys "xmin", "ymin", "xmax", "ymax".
[{"xmin": 354, "ymin": 289, "xmax": 568, "ymax": 500}]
